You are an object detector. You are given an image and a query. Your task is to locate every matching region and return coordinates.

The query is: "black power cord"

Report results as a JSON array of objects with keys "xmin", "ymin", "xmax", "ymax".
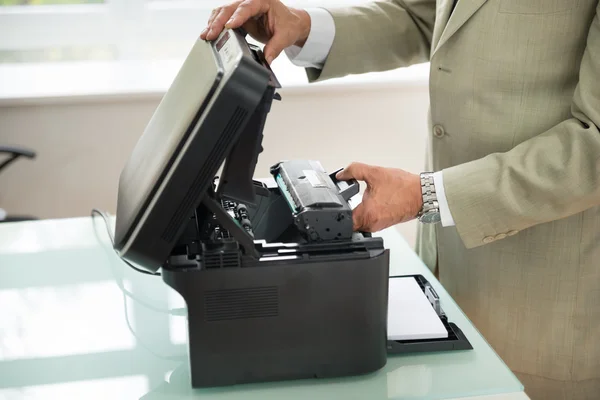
[{"xmin": 90, "ymin": 208, "xmax": 161, "ymax": 276}]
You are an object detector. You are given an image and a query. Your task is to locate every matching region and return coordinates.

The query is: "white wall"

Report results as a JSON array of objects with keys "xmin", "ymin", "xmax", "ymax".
[{"xmin": 0, "ymin": 83, "xmax": 429, "ymax": 246}]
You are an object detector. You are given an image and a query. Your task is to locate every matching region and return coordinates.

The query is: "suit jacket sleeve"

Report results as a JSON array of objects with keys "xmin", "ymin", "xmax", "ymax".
[
  {"xmin": 306, "ymin": 0, "xmax": 437, "ymax": 82},
  {"xmin": 443, "ymin": 3, "xmax": 600, "ymax": 249}
]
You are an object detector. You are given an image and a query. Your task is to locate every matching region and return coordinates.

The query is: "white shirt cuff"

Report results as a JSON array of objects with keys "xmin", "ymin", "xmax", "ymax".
[
  {"xmin": 433, "ymin": 171, "xmax": 456, "ymax": 227},
  {"xmin": 284, "ymin": 8, "xmax": 335, "ymax": 69}
]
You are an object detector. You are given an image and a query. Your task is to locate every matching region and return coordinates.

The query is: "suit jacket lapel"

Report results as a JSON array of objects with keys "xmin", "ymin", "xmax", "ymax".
[
  {"xmin": 432, "ymin": 0, "xmax": 489, "ymax": 56},
  {"xmin": 431, "ymin": 0, "xmax": 455, "ymax": 51}
]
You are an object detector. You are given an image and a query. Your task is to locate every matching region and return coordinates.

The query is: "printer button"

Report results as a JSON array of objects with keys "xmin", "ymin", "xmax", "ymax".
[
  {"xmin": 494, "ymin": 233, "xmax": 507, "ymax": 240},
  {"xmin": 433, "ymin": 125, "xmax": 445, "ymax": 138},
  {"xmin": 507, "ymin": 230, "xmax": 519, "ymax": 236}
]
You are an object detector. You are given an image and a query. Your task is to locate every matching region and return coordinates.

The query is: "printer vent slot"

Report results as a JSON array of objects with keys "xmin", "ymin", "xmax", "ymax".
[
  {"xmin": 161, "ymin": 107, "xmax": 249, "ymax": 242},
  {"xmin": 204, "ymin": 286, "xmax": 279, "ymax": 322},
  {"xmin": 203, "ymin": 250, "xmax": 241, "ymax": 269}
]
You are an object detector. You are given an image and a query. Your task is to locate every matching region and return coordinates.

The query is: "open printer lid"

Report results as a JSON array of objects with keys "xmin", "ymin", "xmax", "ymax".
[{"xmin": 113, "ymin": 29, "xmax": 280, "ymax": 272}]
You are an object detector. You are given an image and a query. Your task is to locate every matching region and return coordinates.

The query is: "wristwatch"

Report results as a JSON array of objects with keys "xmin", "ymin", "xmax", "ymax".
[{"xmin": 417, "ymin": 172, "xmax": 441, "ymax": 224}]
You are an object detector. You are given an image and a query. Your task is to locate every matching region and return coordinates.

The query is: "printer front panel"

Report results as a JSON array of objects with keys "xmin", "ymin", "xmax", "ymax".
[{"xmin": 162, "ymin": 248, "xmax": 389, "ymax": 387}]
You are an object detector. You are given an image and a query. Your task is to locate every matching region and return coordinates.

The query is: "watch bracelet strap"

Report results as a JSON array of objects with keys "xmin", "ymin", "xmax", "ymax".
[{"xmin": 418, "ymin": 172, "xmax": 439, "ymax": 217}]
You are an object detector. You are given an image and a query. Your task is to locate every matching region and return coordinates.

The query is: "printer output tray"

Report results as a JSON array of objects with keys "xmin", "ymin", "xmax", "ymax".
[{"xmin": 386, "ymin": 274, "xmax": 473, "ymax": 355}]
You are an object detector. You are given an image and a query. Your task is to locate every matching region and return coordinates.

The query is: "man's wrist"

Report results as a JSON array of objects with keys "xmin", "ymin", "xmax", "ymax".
[
  {"xmin": 284, "ymin": 8, "xmax": 334, "ymax": 69},
  {"xmin": 291, "ymin": 8, "xmax": 311, "ymax": 47},
  {"xmin": 411, "ymin": 173, "xmax": 424, "ymax": 219}
]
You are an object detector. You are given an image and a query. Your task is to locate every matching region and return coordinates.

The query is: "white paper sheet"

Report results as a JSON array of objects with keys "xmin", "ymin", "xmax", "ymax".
[{"xmin": 387, "ymin": 277, "xmax": 448, "ymax": 341}]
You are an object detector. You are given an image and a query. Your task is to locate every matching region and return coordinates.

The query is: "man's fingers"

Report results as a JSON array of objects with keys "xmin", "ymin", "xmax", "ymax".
[
  {"xmin": 263, "ymin": 32, "xmax": 290, "ymax": 64},
  {"xmin": 226, "ymin": 0, "xmax": 268, "ymax": 29},
  {"xmin": 208, "ymin": 7, "xmax": 220, "ymax": 26},
  {"xmin": 336, "ymin": 162, "xmax": 373, "ymax": 182},
  {"xmin": 352, "ymin": 203, "xmax": 366, "ymax": 232},
  {"xmin": 206, "ymin": 8, "xmax": 231, "ymax": 40},
  {"xmin": 206, "ymin": 4, "xmax": 239, "ymax": 40},
  {"xmin": 201, "ymin": 8, "xmax": 221, "ymax": 39}
]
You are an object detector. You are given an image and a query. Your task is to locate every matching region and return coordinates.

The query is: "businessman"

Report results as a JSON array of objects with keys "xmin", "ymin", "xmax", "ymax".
[{"xmin": 202, "ymin": 1, "xmax": 600, "ymax": 398}]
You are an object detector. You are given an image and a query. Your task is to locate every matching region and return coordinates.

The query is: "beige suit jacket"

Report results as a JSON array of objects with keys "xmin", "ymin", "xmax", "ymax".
[{"xmin": 307, "ymin": 1, "xmax": 600, "ymax": 399}]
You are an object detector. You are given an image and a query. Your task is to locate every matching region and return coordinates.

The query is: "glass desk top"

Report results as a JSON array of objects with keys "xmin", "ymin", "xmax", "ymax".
[{"xmin": 0, "ymin": 217, "xmax": 523, "ymax": 400}]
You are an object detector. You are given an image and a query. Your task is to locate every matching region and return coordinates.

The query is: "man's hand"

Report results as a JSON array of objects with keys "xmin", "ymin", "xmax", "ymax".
[
  {"xmin": 336, "ymin": 163, "xmax": 423, "ymax": 232},
  {"xmin": 200, "ymin": 0, "xmax": 311, "ymax": 64}
]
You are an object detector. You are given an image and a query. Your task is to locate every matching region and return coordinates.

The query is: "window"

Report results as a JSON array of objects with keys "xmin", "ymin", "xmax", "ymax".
[
  {"xmin": 0, "ymin": 0, "xmax": 215, "ymax": 63},
  {"xmin": 0, "ymin": 0, "xmax": 368, "ymax": 64}
]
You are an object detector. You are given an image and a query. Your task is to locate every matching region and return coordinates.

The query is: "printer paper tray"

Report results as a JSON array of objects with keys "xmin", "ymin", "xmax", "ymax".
[{"xmin": 386, "ymin": 275, "xmax": 473, "ymax": 355}]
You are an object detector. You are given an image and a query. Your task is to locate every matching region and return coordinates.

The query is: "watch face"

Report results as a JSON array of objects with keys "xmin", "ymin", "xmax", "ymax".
[{"xmin": 420, "ymin": 211, "xmax": 441, "ymax": 224}]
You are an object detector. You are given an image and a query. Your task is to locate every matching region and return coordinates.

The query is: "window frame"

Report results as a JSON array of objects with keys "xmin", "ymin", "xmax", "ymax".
[{"xmin": 0, "ymin": 0, "xmax": 364, "ymax": 59}]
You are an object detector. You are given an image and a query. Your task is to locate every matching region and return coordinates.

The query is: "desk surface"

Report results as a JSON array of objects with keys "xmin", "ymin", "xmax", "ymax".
[{"xmin": 0, "ymin": 217, "xmax": 524, "ymax": 400}]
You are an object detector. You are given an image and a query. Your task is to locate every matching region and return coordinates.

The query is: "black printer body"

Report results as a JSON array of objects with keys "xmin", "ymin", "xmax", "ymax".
[
  {"xmin": 163, "ymin": 165, "xmax": 390, "ymax": 387},
  {"xmin": 113, "ymin": 29, "xmax": 390, "ymax": 387},
  {"xmin": 163, "ymin": 208, "xmax": 389, "ymax": 387}
]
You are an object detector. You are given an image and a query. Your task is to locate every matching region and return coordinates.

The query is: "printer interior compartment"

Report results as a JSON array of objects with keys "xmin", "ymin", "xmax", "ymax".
[{"xmin": 166, "ymin": 171, "xmax": 371, "ymax": 269}]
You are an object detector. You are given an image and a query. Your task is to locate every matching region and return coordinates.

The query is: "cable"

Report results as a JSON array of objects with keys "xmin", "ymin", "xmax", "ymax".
[
  {"xmin": 90, "ymin": 208, "xmax": 187, "ymax": 361},
  {"xmin": 90, "ymin": 208, "xmax": 161, "ymax": 276},
  {"xmin": 121, "ymin": 291, "xmax": 185, "ymax": 362},
  {"xmin": 90, "ymin": 208, "xmax": 187, "ymax": 318}
]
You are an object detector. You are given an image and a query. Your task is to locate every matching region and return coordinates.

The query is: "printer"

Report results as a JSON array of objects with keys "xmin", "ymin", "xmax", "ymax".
[{"xmin": 113, "ymin": 29, "xmax": 470, "ymax": 388}]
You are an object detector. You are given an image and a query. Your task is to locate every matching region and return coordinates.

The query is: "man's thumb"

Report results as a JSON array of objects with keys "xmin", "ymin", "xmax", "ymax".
[
  {"xmin": 336, "ymin": 169, "xmax": 349, "ymax": 181},
  {"xmin": 336, "ymin": 162, "xmax": 370, "ymax": 182},
  {"xmin": 263, "ymin": 34, "xmax": 289, "ymax": 64},
  {"xmin": 351, "ymin": 203, "xmax": 366, "ymax": 232}
]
